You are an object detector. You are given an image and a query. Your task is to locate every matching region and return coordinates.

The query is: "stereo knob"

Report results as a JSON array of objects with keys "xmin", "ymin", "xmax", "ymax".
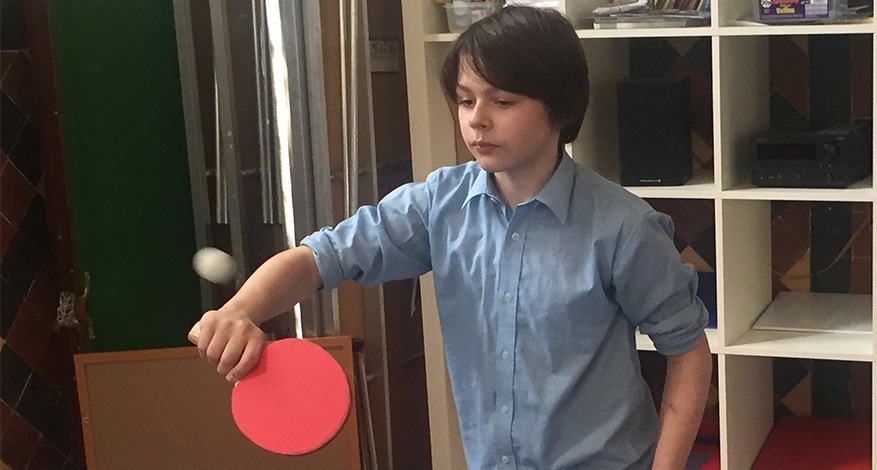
[{"xmin": 822, "ymin": 143, "xmax": 840, "ymax": 160}]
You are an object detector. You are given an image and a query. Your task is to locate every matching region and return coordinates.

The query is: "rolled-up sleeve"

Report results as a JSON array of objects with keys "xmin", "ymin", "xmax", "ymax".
[
  {"xmin": 300, "ymin": 180, "xmax": 433, "ymax": 291},
  {"xmin": 612, "ymin": 210, "xmax": 708, "ymax": 356}
]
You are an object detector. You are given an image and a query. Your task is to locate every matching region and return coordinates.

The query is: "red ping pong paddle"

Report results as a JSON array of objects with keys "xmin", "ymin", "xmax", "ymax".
[{"xmin": 188, "ymin": 323, "xmax": 350, "ymax": 455}]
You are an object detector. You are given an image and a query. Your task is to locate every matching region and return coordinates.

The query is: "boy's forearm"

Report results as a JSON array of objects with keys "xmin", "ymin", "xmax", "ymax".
[
  {"xmin": 652, "ymin": 333, "xmax": 712, "ymax": 470},
  {"xmin": 221, "ymin": 245, "xmax": 323, "ymax": 325}
]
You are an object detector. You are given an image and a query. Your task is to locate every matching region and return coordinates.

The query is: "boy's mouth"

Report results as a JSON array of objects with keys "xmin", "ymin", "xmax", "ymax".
[{"xmin": 472, "ymin": 141, "xmax": 498, "ymax": 152}]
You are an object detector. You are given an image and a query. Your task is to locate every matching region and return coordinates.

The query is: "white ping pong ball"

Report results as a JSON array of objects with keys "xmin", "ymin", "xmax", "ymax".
[{"xmin": 193, "ymin": 247, "xmax": 237, "ymax": 284}]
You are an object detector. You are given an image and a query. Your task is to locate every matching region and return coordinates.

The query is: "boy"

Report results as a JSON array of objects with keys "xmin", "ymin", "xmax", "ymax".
[{"xmin": 195, "ymin": 6, "xmax": 712, "ymax": 469}]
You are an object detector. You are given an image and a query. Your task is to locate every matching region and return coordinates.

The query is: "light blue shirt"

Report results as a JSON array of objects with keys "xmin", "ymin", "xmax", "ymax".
[{"xmin": 302, "ymin": 155, "xmax": 708, "ymax": 469}]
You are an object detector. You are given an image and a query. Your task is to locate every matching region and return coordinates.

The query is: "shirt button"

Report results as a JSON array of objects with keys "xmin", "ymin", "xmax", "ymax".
[
  {"xmin": 503, "ymin": 292, "xmax": 513, "ymax": 302},
  {"xmin": 501, "ymin": 455, "xmax": 511, "ymax": 464},
  {"xmin": 511, "ymin": 232, "xmax": 520, "ymax": 241},
  {"xmin": 501, "ymin": 405, "xmax": 509, "ymax": 414},
  {"xmin": 501, "ymin": 349, "xmax": 510, "ymax": 359}
]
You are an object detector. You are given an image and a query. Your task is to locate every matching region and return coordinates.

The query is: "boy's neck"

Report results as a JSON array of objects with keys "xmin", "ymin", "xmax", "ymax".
[{"xmin": 492, "ymin": 152, "xmax": 562, "ymax": 210}]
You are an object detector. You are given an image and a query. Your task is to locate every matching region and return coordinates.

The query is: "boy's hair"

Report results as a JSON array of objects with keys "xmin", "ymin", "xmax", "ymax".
[{"xmin": 440, "ymin": 6, "xmax": 589, "ymax": 146}]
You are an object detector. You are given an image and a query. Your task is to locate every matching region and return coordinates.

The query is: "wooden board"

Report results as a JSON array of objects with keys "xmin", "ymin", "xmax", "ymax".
[{"xmin": 74, "ymin": 336, "xmax": 361, "ymax": 470}]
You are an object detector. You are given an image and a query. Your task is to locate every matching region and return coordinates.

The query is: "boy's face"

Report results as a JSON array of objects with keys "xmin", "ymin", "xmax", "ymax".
[{"xmin": 455, "ymin": 59, "xmax": 561, "ymax": 180}]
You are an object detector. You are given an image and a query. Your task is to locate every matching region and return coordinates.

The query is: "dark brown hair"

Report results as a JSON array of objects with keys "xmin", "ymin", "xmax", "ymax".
[{"xmin": 440, "ymin": 6, "xmax": 590, "ymax": 146}]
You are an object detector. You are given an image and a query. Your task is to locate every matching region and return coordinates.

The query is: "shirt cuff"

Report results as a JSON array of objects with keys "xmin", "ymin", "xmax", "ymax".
[
  {"xmin": 648, "ymin": 300, "xmax": 709, "ymax": 356},
  {"xmin": 300, "ymin": 230, "xmax": 344, "ymax": 292}
]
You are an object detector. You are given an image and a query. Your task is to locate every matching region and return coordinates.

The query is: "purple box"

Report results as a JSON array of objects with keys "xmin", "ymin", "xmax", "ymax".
[{"xmin": 757, "ymin": 0, "xmax": 829, "ymax": 21}]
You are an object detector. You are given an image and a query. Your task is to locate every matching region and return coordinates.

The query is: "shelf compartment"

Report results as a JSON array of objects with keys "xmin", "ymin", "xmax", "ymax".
[
  {"xmin": 720, "ymin": 199, "xmax": 874, "ymax": 360},
  {"xmin": 717, "ymin": 33, "xmax": 874, "ymax": 193},
  {"xmin": 722, "ymin": 355, "xmax": 873, "ymax": 468},
  {"xmin": 572, "ymin": 36, "xmax": 716, "ymax": 193}
]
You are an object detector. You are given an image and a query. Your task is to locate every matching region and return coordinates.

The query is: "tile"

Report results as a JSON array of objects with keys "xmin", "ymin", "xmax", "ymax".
[
  {"xmin": 849, "ymin": 258, "xmax": 871, "ymax": 295},
  {"xmin": 680, "ymin": 246, "xmax": 713, "ymax": 273},
  {"xmin": 671, "ymin": 233, "xmax": 687, "ymax": 253},
  {"xmin": 0, "ymin": 399, "xmax": 12, "ymax": 434},
  {"xmin": 0, "ymin": 51, "xmax": 16, "ymax": 80},
  {"xmin": 769, "ymin": 36, "xmax": 809, "ymax": 118},
  {"xmin": 771, "ymin": 217, "xmax": 809, "ymax": 275},
  {"xmin": 15, "ymin": 372, "xmax": 60, "ymax": 436},
  {"xmin": 773, "ymin": 358, "xmax": 810, "ymax": 397},
  {"xmin": 40, "ymin": 395, "xmax": 71, "ymax": 454},
  {"xmin": 0, "ymin": 91, "xmax": 25, "ymax": 154},
  {"xmin": 768, "ymin": 91, "xmax": 805, "ymax": 131},
  {"xmin": 810, "ymin": 202, "xmax": 851, "ymax": 293},
  {"xmin": 811, "ymin": 360, "xmax": 852, "ymax": 418},
  {"xmin": 0, "ymin": 49, "xmax": 33, "ymax": 115},
  {"xmin": 849, "ymin": 35, "xmax": 872, "ymax": 119},
  {"xmin": 779, "ymin": 373, "xmax": 811, "ymax": 417},
  {"xmin": 8, "ymin": 122, "xmax": 41, "ymax": 185},
  {"xmin": 0, "ymin": 0, "xmax": 28, "ymax": 51},
  {"xmin": 668, "ymin": 37, "xmax": 697, "ymax": 57},
  {"xmin": 683, "ymin": 37, "xmax": 712, "ymax": 79},
  {"xmin": 809, "ymin": 35, "xmax": 851, "ymax": 125},
  {"xmin": 665, "ymin": 58, "xmax": 713, "ymax": 145},
  {"xmin": 691, "ymin": 132, "xmax": 712, "ymax": 170},
  {"xmin": 648, "ymin": 199, "xmax": 714, "ymax": 245},
  {"xmin": 0, "ymin": 344, "xmax": 31, "ymax": 407},
  {"xmin": 25, "ymin": 438, "xmax": 67, "ymax": 470},
  {"xmin": 771, "ymin": 200, "xmax": 789, "ymax": 220},
  {"xmin": 17, "ymin": 195, "xmax": 48, "ymax": 257},
  {"xmin": 0, "ymin": 230, "xmax": 44, "ymax": 297},
  {"xmin": 689, "ymin": 222, "xmax": 716, "ymax": 271},
  {"xmin": 0, "ymin": 410, "xmax": 39, "ymax": 469},
  {"xmin": 0, "ymin": 276, "xmax": 23, "ymax": 337},
  {"xmin": 0, "ymin": 154, "xmax": 35, "ymax": 227},
  {"xmin": 628, "ymin": 39, "xmax": 680, "ymax": 78},
  {"xmin": 779, "ymin": 248, "xmax": 811, "ymax": 293},
  {"xmin": 850, "ymin": 210, "xmax": 871, "ymax": 260},
  {"xmin": 778, "ymin": 201, "xmax": 810, "ymax": 242},
  {"xmin": 849, "ymin": 362, "xmax": 871, "ymax": 421},
  {"xmin": 6, "ymin": 301, "xmax": 51, "ymax": 369},
  {"xmin": 24, "ymin": 262, "xmax": 60, "ymax": 325},
  {"xmin": 0, "ymin": 214, "xmax": 13, "ymax": 255},
  {"xmin": 32, "ymin": 331, "xmax": 75, "ymax": 393}
]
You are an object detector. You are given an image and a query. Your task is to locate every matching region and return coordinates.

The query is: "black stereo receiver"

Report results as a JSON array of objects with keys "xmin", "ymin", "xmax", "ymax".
[{"xmin": 751, "ymin": 122, "xmax": 872, "ymax": 189}]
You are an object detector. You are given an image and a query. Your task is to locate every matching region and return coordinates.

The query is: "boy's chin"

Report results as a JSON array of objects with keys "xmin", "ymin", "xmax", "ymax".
[{"xmin": 472, "ymin": 155, "xmax": 501, "ymax": 174}]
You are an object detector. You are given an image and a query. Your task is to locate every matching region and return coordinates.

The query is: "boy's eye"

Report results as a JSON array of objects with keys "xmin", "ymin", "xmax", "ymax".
[
  {"xmin": 496, "ymin": 100, "xmax": 514, "ymax": 107},
  {"xmin": 457, "ymin": 98, "xmax": 474, "ymax": 107}
]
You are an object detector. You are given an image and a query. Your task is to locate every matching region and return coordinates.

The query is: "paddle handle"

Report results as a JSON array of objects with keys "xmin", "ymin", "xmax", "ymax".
[{"xmin": 187, "ymin": 322, "xmax": 201, "ymax": 345}]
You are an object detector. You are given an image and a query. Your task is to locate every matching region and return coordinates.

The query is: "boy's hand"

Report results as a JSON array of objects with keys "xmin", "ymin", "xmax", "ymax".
[{"xmin": 192, "ymin": 308, "xmax": 267, "ymax": 383}]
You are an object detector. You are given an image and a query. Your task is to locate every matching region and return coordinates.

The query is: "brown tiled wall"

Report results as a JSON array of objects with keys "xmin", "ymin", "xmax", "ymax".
[{"xmin": 1, "ymin": 0, "xmax": 78, "ymax": 468}]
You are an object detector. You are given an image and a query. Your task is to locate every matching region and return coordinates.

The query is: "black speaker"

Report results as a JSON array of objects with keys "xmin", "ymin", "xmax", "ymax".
[{"xmin": 617, "ymin": 76, "xmax": 692, "ymax": 186}]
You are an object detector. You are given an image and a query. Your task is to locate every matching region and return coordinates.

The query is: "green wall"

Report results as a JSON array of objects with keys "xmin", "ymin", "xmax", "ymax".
[{"xmin": 50, "ymin": 0, "xmax": 201, "ymax": 351}]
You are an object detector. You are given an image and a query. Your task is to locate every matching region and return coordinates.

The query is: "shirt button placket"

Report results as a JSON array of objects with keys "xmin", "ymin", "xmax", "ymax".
[{"xmin": 495, "ymin": 222, "xmax": 524, "ymax": 469}]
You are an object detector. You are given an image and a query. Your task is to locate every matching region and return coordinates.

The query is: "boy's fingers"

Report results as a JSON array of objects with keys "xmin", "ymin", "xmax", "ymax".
[
  {"xmin": 226, "ymin": 337, "xmax": 265, "ymax": 382},
  {"xmin": 216, "ymin": 337, "xmax": 247, "ymax": 377}
]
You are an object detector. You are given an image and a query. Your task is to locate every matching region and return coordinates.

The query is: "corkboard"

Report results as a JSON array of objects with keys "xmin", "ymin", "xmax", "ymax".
[{"xmin": 74, "ymin": 337, "xmax": 361, "ymax": 469}]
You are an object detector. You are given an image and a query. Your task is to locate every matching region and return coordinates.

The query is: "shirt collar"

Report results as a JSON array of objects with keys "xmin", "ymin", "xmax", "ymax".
[
  {"xmin": 534, "ymin": 153, "xmax": 574, "ymax": 224},
  {"xmin": 463, "ymin": 166, "xmax": 500, "ymax": 207},
  {"xmin": 463, "ymin": 153, "xmax": 575, "ymax": 224}
]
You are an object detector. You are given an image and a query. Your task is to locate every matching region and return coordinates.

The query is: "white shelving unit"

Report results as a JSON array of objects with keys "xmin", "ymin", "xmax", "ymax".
[{"xmin": 402, "ymin": 1, "xmax": 876, "ymax": 468}]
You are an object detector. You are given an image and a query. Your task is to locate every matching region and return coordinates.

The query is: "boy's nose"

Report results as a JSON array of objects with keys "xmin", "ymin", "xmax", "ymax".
[{"xmin": 468, "ymin": 104, "xmax": 489, "ymax": 129}]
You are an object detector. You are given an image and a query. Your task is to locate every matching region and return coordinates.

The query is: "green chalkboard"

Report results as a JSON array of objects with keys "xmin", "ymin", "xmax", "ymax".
[{"xmin": 50, "ymin": 0, "xmax": 201, "ymax": 351}]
